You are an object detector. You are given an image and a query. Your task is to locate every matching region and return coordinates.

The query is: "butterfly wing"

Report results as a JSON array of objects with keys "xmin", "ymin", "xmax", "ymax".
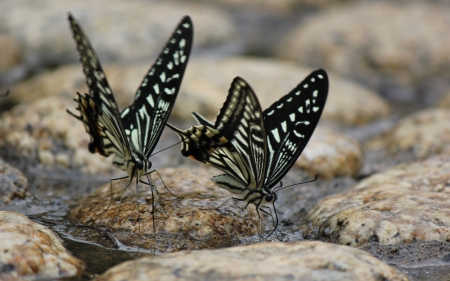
[
  {"xmin": 168, "ymin": 77, "xmax": 266, "ymax": 189},
  {"xmin": 121, "ymin": 16, "xmax": 193, "ymax": 157},
  {"xmin": 67, "ymin": 13, "xmax": 132, "ymax": 168},
  {"xmin": 263, "ymin": 69, "xmax": 328, "ymax": 188}
]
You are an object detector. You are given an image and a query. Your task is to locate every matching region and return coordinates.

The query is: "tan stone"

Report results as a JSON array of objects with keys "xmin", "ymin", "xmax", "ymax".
[
  {"xmin": 70, "ymin": 167, "xmax": 259, "ymax": 250},
  {"xmin": 307, "ymin": 156, "xmax": 450, "ymax": 247},
  {"xmin": 277, "ymin": 2, "xmax": 450, "ymax": 98},
  {"xmin": 0, "ymin": 96, "xmax": 117, "ymax": 175},
  {"xmin": 0, "ymin": 159, "xmax": 27, "ymax": 204},
  {"xmin": 0, "ymin": 34, "xmax": 21, "ymax": 71},
  {"xmin": 0, "ymin": 211, "xmax": 84, "ymax": 280},
  {"xmin": 296, "ymin": 127, "xmax": 364, "ymax": 179},
  {"xmin": 367, "ymin": 108, "xmax": 450, "ymax": 159},
  {"xmin": 95, "ymin": 241, "xmax": 409, "ymax": 281}
]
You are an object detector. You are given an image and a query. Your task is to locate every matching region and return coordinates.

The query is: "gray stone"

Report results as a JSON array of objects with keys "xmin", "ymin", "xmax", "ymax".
[{"xmin": 0, "ymin": 159, "xmax": 27, "ymax": 204}]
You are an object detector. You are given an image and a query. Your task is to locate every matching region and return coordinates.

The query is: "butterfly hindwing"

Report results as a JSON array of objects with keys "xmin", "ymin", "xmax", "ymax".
[
  {"xmin": 263, "ymin": 69, "xmax": 328, "ymax": 187},
  {"xmin": 121, "ymin": 16, "xmax": 193, "ymax": 157}
]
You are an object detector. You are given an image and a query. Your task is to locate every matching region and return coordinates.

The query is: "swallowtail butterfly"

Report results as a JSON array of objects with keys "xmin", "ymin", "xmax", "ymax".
[
  {"xmin": 168, "ymin": 69, "xmax": 328, "ymax": 236},
  {"xmin": 67, "ymin": 14, "xmax": 193, "ymax": 229}
]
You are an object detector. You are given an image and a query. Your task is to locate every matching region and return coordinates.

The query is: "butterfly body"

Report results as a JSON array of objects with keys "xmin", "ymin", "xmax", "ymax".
[
  {"xmin": 168, "ymin": 70, "xmax": 328, "ymax": 235},
  {"xmin": 67, "ymin": 14, "xmax": 193, "ymax": 228}
]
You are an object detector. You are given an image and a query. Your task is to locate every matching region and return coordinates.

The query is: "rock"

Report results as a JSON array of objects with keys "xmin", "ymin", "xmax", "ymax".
[
  {"xmin": 9, "ymin": 57, "xmax": 391, "ymax": 126},
  {"xmin": 0, "ymin": 211, "xmax": 84, "ymax": 280},
  {"xmin": 366, "ymin": 108, "xmax": 450, "ymax": 159},
  {"xmin": 0, "ymin": 34, "xmax": 21, "ymax": 72},
  {"xmin": 95, "ymin": 241, "xmax": 409, "ymax": 281},
  {"xmin": 0, "ymin": 159, "xmax": 27, "ymax": 204},
  {"xmin": 296, "ymin": 127, "xmax": 364, "ymax": 179},
  {"xmin": 180, "ymin": 57, "xmax": 390, "ymax": 125},
  {"xmin": 0, "ymin": 0, "xmax": 234, "ymax": 67},
  {"xmin": 0, "ymin": 96, "xmax": 117, "ymax": 175},
  {"xmin": 307, "ymin": 156, "xmax": 450, "ymax": 247},
  {"xmin": 277, "ymin": 2, "xmax": 450, "ymax": 103},
  {"xmin": 70, "ymin": 167, "xmax": 259, "ymax": 250}
]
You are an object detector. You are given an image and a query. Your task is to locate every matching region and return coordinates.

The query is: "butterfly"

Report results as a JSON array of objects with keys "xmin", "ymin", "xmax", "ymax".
[
  {"xmin": 167, "ymin": 69, "xmax": 328, "ymax": 237},
  {"xmin": 67, "ymin": 14, "xmax": 193, "ymax": 230}
]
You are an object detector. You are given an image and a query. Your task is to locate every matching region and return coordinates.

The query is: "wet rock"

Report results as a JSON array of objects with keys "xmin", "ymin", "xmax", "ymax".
[
  {"xmin": 277, "ymin": 2, "xmax": 450, "ymax": 103},
  {"xmin": 307, "ymin": 156, "xmax": 450, "ymax": 247},
  {"xmin": 70, "ymin": 167, "xmax": 259, "ymax": 250},
  {"xmin": 95, "ymin": 241, "xmax": 409, "ymax": 281},
  {"xmin": 296, "ymin": 127, "xmax": 364, "ymax": 179},
  {"xmin": 0, "ymin": 34, "xmax": 21, "ymax": 72},
  {"xmin": 0, "ymin": 159, "xmax": 27, "ymax": 204},
  {"xmin": 181, "ymin": 57, "xmax": 390, "ymax": 125},
  {"xmin": 366, "ymin": 108, "xmax": 450, "ymax": 159},
  {"xmin": 0, "ymin": 211, "xmax": 84, "ymax": 280},
  {"xmin": 9, "ymin": 57, "xmax": 391, "ymax": 126},
  {"xmin": 0, "ymin": 0, "xmax": 234, "ymax": 68},
  {"xmin": 0, "ymin": 96, "xmax": 117, "ymax": 175}
]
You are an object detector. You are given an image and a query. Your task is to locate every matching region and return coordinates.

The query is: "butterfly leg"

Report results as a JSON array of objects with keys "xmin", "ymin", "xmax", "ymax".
[
  {"xmin": 143, "ymin": 169, "xmax": 179, "ymax": 199},
  {"xmin": 97, "ymin": 175, "xmax": 129, "ymax": 216},
  {"xmin": 260, "ymin": 205, "xmax": 283, "ymax": 241},
  {"xmin": 143, "ymin": 172, "xmax": 157, "ymax": 233},
  {"xmin": 111, "ymin": 175, "xmax": 134, "ymax": 228}
]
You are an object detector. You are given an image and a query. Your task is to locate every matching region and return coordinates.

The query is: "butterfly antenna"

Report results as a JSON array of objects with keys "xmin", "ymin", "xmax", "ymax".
[
  {"xmin": 149, "ymin": 136, "xmax": 188, "ymax": 157},
  {"xmin": 273, "ymin": 175, "xmax": 318, "ymax": 193}
]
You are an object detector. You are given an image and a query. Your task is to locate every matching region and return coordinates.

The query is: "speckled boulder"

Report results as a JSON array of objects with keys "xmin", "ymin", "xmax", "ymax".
[
  {"xmin": 95, "ymin": 241, "xmax": 409, "ymax": 281},
  {"xmin": 366, "ymin": 108, "xmax": 450, "ymax": 159},
  {"xmin": 277, "ymin": 2, "xmax": 450, "ymax": 102},
  {"xmin": 0, "ymin": 0, "xmax": 234, "ymax": 67},
  {"xmin": 0, "ymin": 211, "xmax": 84, "ymax": 280},
  {"xmin": 70, "ymin": 167, "xmax": 259, "ymax": 250},
  {"xmin": 0, "ymin": 159, "xmax": 27, "ymax": 204},
  {"xmin": 296, "ymin": 127, "xmax": 363, "ymax": 179},
  {"xmin": 307, "ymin": 156, "xmax": 450, "ymax": 247}
]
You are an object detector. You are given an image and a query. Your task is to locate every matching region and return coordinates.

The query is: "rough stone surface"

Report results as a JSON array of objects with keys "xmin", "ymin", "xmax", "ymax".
[
  {"xmin": 296, "ymin": 127, "xmax": 364, "ymax": 179},
  {"xmin": 0, "ymin": 211, "xmax": 84, "ymax": 280},
  {"xmin": 366, "ymin": 108, "xmax": 450, "ymax": 159},
  {"xmin": 95, "ymin": 241, "xmax": 409, "ymax": 281},
  {"xmin": 0, "ymin": 0, "xmax": 234, "ymax": 67},
  {"xmin": 0, "ymin": 159, "xmax": 27, "ymax": 204},
  {"xmin": 9, "ymin": 57, "xmax": 391, "ymax": 126},
  {"xmin": 0, "ymin": 96, "xmax": 116, "ymax": 175},
  {"xmin": 70, "ymin": 167, "xmax": 259, "ymax": 250},
  {"xmin": 277, "ymin": 2, "xmax": 450, "ymax": 102},
  {"xmin": 307, "ymin": 156, "xmax": 450, "ymax": 247},
  {"xmin": 0, "ymin": 34, "xmax": 21, "ymax": 72}
]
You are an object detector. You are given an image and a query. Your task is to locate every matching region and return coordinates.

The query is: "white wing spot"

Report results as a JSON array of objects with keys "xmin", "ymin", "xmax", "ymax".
[
  {"xmin": 271, "ymin": 128, "xmax": 280, "ymax": 142},
  {"xmin": 303, "ymin": 84, "xmax": 309, "ymax": 88},
  {"xmin": 313, "ymin": 106, "xmax": 320, "ymax": 112},
  {"xmin": 295, "ymin": 91, "xmax": 301, "ymax": 96},
  {"xmin": 311, "ymin": 78, "xmax": 315, "ymax": 82},
  {"xmin": 277, "ymin": 103, "xmax": 283, "ymax": 109},
  {"xmin": 153, "ymin": 84, "xmax": 160, "ymax": 94},
  {"xmin": 287, "ymin": 97, "xmax": 293, "ymax": 102},
  {"xmin": 183, "ymin": 23, "xmax": 190, "ymax": 28},
  {"xmin": 164, "ymin": 87, "xmax": 175, "ymax": 95},
  {"xmin": 281, "ymin": 121, "xmax": 287, "ymax": 132},
  {"xmin": 146, "ymin": 94, "xmax": 155, "ymax": 107},
  {"xmin": 167, "ymin": 61, "xmax": 173, "ymax": 70},
  {"xmin": 293, "ymin": 130, "xmax": 304, "ymax": 138},
  {"xmin": 160, "ymin": 72, "xmax": 166, "ymax": 82},
  {"xmin": 170, "ymin": 38, "xmax": 176, "ymax": 44},
  {"xmin": 298, "ymin": 106, "xmax": 303, "ymax": 113},
  {"xmin": 266, "ymin": 110, "xmax": 274, "ymax": 116},
  {"xmin": 179, "ymin": 39, "xmax": 186, "ymax": 48},
  {"xmin": 313, "ymin": 90, "xmax": 318, "ymax": 98},
  {"xmin": 318, "ymin": 74, "xmax": 323, "ymax": 79},
  {"xmin": 289, "ymin": 113, "xmax": 295, "ymax": 122}
]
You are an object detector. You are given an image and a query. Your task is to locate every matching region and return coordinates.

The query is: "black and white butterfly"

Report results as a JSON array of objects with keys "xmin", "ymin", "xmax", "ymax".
[
  {"xmin": 67, "ymin": 14, "xmax": 193, "ymax": 229},
  {"xmin": 168, "ymin": 69, "xmax": 328, "ymax": 237}
]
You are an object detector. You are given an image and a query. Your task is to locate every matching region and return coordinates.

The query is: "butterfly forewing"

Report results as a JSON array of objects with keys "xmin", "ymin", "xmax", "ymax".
[
  {"xmin": 121, "ymin": 16, "xmax": 193, "ymax": 158},
  {"xmin": 263, "ymin": 69, "xmax": 328, "ymax": 188},
  {"xmin": 68, "ymin": 14, "xmax": 131, "ymax": 161}
]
